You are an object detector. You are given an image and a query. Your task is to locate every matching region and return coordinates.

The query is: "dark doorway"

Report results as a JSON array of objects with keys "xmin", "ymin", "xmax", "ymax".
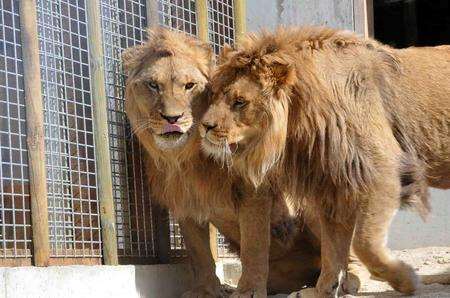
[{"xmin": 374, "ymin": 0, "xmax": 450, "ymax": 48}]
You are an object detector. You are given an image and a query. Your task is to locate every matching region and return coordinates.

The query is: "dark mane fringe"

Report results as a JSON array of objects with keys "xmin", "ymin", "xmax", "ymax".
[{"xmin": 215, "ymin": 26, "xmax": 429, "ymax": 220}]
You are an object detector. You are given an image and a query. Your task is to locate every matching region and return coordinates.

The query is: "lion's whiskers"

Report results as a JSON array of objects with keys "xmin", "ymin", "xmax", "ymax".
[{"xmin": 131, "ymin": 120, "xmax": 152, "ymax": 136}]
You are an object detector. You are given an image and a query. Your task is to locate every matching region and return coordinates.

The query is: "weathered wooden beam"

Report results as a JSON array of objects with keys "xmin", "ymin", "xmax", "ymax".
[
  {"xmin": 196, "ymin": 0, "xmax": 209, "ymax": 41},
  {"xmin": 86, "ymin": 0, "xmax": 119, "ymax": 265},
  {"xmin": 234, "ymin": 0, "xmax": 247, "ymax": 44},
  {"xmin": 146, "ymin": 0, "xmax": 160, "ymax": 28},
  {"xmin": 18, "ymin": 0, "xmax": 50, "ymax": 267}
]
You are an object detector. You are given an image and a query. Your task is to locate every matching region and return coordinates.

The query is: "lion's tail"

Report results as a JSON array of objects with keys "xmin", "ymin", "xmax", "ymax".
[{"xmin": 399, "ymin": 153, "xmax": 431, "ymax": 221}]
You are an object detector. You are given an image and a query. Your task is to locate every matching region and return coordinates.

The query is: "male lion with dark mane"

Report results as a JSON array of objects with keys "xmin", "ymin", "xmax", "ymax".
[
  {"xmin": 123, "ymin": 28, "xmax": 329, "ymax": 297},
  {"xmin": 201, "ymin": 27, "xmax": 448, "ymax": 297}
]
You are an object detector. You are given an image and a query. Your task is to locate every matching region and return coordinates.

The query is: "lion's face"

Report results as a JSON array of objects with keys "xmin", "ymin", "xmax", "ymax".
[
  {"xmin": 123, "ymin": 29, "xmax": 213, "ymax": 151},
  {"xmin": 200, "ymin": 75, "xmax": 267, "ymax": 162},
  {"xmin": 200, "ymin": 42, "xmax": 294, "ymax": 184},
  {"xmin": 130, "ymin": 55, "xmax": 208, "ymax": 149}
]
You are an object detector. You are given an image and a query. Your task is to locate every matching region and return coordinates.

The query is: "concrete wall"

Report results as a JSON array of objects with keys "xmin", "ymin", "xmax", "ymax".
[
  {"xmin": 0, "ymin": 264, "xmax": 190, "ymax": 298},
  {"xmin": 246, "ymin": 0, "xmax": 450, "ymax": 249},
  {"xmin": 389, "ymin": 189, "xmax": 450, "ymax": 249},
  {"xmin": 246, "ymin": 0, "xmax": 354, "ymax": 32}
]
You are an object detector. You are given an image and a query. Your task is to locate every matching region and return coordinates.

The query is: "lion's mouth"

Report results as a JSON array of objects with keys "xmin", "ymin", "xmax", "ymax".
[
  {"xmin": 157, "ymin": 123, "xmax": 190, "ymax": 140},
  {"xmin": 202, "ymin": 138, "xmax": 239, "ymax": 154},
  {"xmin": 161, "ymin": 131, "xmax": 184, "ymax": 138}
]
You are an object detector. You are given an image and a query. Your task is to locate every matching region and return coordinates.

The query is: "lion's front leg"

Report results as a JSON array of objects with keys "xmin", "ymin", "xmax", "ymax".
[
  {"xmin": 315, "ymin": 212, "xmax": 355, "ymax": 298},
  {"xmin": 340, "ymin": 246, "xmax": 366, "ymax": 295},
  {"xmin": 179, "ymin": 218, "xmax": 222, "ymax": 298},
  {"xmin": 232, "ymin": 190, "xmax": 272, "ymax": 298}
]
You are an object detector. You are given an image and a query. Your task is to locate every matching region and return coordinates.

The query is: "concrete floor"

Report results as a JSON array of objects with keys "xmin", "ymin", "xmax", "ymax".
[
  {"xmin": 219, "ymin": 247, "xmax": 450, "ymax": 298},
  {"xmin": 282, "ymin": 247, "xmax": 450, "ymax": 298}
]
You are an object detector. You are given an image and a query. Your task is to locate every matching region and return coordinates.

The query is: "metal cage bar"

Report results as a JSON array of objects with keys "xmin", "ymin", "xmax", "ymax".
[{"xmin": 36, "ymin": 0, "xmax": 102, "ymax": 259}]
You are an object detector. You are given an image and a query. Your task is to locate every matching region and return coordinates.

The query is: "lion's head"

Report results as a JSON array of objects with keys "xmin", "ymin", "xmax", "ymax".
[
  {"xmin": 123, "ymin": 28, "xmax": 213, "ymax": 151},
  {"xmin": 200, "ymin": 31, "xmax": 300, "ymax": 185}
]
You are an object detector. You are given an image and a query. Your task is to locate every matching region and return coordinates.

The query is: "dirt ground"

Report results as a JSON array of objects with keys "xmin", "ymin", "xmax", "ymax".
[
  {"xmin": 272, "ymin": 247, "xmax": 450, "ymax": 297},
  {"xmin": 348, "ymin": 246, "xmax": 450, "ymax": 297}
]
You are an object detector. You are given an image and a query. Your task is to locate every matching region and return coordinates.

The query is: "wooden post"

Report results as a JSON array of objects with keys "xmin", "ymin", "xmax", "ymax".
[
  {"xmin": 353, "ymin": 0, "xmax": 374, "ymax": 38},
  {"xmin": 194, "ymin": 0, "xmax": 219, "ymax": 261},
  {"xmin": 86, "ymin": 0, "xmax": 119, "ymax": 265},
  {"xmin": 234, "ymin": 0, "xmax": 247, "ymax": 44},
  {"xmin": 18, "ymin": 0, "xmax": 50, "ymax": 267},
  {"xmin": 146, "ymin": 0, "xmax": 160, "ymax": 28},
  {"xmin": 196, "ymin": 0, "xmax": 208, "ymax": 41}
]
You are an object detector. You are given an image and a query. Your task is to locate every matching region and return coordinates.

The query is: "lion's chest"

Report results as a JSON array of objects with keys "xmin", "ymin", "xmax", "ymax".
[{"xmin": 148, "ymin": 165, "xmax": 235, "ymax": 221}]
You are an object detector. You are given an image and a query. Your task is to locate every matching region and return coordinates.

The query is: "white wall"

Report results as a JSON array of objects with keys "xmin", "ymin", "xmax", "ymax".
[{"xmin": 245, "ymin": 0, "xmax": 450, "ymax": 249}]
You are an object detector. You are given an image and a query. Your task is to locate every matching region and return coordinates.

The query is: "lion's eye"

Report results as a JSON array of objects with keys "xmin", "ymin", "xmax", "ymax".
[
  {"xmin": 232, "ymin": 97, "xmax": 247, "ymax": 109},
  {"xmin": 185, "ymin": 82, "xmax": 196, "ymax": 90},
  {"xmin": 147, "ymin": 81, "xmax": 159, "ymax": 91}
]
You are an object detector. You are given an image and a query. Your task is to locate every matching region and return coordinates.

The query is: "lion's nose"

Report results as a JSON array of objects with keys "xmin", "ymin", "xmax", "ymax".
[
  {"xmin": 202, "ymin": 121, "xmax": 217, "ymax": 132},
  {"xmin": 160, "ymin": 113, "xmax": 183, "ymax": 124}
]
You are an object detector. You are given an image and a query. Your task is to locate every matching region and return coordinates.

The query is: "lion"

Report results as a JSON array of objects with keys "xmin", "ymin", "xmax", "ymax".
[
  {"xmin": 122, "ymin": 28, "xmax": 325, "ymax": 297},
  {"xmin": 201, "ymin": 26, "xmax": 448, "ymax": 297}
]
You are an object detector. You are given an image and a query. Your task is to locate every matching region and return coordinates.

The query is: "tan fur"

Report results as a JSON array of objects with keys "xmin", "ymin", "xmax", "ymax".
[
  {"xmin": 202, "ymin": 27, "xmax": 449, "ymax": 297},
  {"xmin": 123, "ymin": 28, "xmax": 322, "ymax": 296}
]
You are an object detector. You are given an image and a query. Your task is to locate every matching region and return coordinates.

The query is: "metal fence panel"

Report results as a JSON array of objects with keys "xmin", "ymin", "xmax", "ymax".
[
  {"xmin": 36, "ymin": 0, "xmax": 101, "ymax": 258},
  {"xmin": 158, "ymin": 0, "xmax": 197, "ymax": 35},
  {"xmin": 0, "ymin": 0, "xmax": 238, "ymax": 265},
  {"xmin": 208, "ymin": 0, "xmax": 235, "ymax": 54},
  {"xmin": 0, "ymin": 0, "xmax": 32, "ymax": 259}
]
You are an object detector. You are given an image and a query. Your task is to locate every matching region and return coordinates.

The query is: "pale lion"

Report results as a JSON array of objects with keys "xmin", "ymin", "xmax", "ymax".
[
  {"xmin": 122, "ymin": 28, "xmax": 324, "ymax": 296},
  {"xmin": 201, "ymin": 27, "xmax": 446, "ymax": 297}
]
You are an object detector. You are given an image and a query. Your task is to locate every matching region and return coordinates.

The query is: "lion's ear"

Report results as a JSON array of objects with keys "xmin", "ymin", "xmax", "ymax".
[
  {"xmin": 261, "ymin": 53, "xmax": 297, "ymax": 90},
  {"xmin": 121, "ymin": 44, "xmax": 148, "ymax": 76},
  {"xmin": 271, "ymin": 61, "xmax": 297, "ymax": 88},
  {"xmin": 217, "ymin": 43, "xmax": 235, "ymax": 64}
]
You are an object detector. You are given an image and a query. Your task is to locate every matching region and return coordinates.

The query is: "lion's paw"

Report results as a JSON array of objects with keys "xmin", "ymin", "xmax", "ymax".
[
  {"xmin": 229, "ymin": 287, "xmax": 266, "ymax": 298},
  {"xmin": 182, "ymin": 285, "xmax": 223, "ymax": 298},
  {"xmin": 287, "ymin": 288, "xmax": 316, "ymax": 298},
  {"xmin": 341, "ymin": 270, "xmax": 362, "ymax": 295},
  {"xmin": 386, "ymin": 261, "xmax": 420, "ymax": 295}
]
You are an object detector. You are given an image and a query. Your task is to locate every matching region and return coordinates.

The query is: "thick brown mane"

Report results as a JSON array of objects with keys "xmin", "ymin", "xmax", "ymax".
[
  {"xmin": 213, "ymin": 27, "xmax": 433, "ymax": 218},
  {"xmin": 123, "ymin": 28, "xmax": 214, "ymax": 80},
  {"xmin": 203, "ymin": 26, "xmax": 450, "ymax": 295}
]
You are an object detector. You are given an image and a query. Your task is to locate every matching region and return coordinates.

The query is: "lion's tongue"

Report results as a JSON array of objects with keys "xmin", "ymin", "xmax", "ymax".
[{"xmin": 163, "ymin": 124, "xmax": 182, "ymax": 134}]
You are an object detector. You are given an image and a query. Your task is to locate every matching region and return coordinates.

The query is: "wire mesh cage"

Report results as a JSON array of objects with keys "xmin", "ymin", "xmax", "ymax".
[
  {"xmin": 36, "ymin": 0, "xmax": 102, "ymax": 258},
  {"xmin": 0, "ymin": 0, "xmax": 32, "ymax": 260},
  {"xmin": 0, "ymin": 0, "xmax": 238, "ymax": 266},
  {"xmin": 158, "ymin": 0, "xmax": 197, "ymax": 35},
  {"xmin": 208, "ymin": 0, "xmax": 235, "ymax": 54}
]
